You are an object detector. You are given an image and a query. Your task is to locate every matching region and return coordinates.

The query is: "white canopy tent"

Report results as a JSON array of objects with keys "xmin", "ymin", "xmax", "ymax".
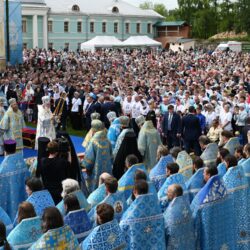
[
  {"xmin": 122, "ymin": 36, "xmax": 162, "ymax": 47},
  {"xmin": 80, "ymin": 36, "xmax": 123, "ymax": 52}
]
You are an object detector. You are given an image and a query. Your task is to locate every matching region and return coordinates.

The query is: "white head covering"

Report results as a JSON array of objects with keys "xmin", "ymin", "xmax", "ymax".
[
  {"xmin": 42, "ymin": 96, "xmax": 50, "ymax": 104},
  {"xmin": 107, "ymin": 111, "xmax": 117, "ymax": 122},
  {"xmin": 9, "ymin": 98, "xmax": 17, "ymax": 105}
]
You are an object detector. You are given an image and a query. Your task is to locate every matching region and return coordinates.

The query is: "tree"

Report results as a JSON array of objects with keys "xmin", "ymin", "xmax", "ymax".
[
  {"xmin": 139, "ymin": 1, "xmax": 168, "ymax": 18},
  {"xmin": 139, "ymin": 1, "xmax": 154, "ymax": 10}
]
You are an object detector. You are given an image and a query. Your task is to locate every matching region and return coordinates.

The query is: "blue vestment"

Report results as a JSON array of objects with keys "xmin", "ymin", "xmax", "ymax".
[
  {"xmin": 200, "ymin": 143, "xmax": 218, "ymax": 166},
  {"xmin": 137, "ymin": 121, "xmax": 162, "ymax": 171},
  {"xmin": 149, "ymin": 155, "xmax": 174, "ymax": 191},
  {"xmin": 107, "ymin": 118, "xmax": 121, "ymax": 151},
  {"xmin": 64, "ymin": 209, "xmax": 92, "ymax": 242},
  {"xmin": 81, "ymin": 130, "xmax": 113, "ymax": 193},
  {"xmin": 120, "ymin": 194, "xmax": 166, "ymax": 250},
  {"xmin": 88, "ymin": 191, "xmax": 127, "ymax": 224},
  {"xmin": 30, "ymin": 225, "xmax": 80, "ymax": 250},
  {"xmin": 0, "ymin": 107, "xmax": 25, "ymax": 150},
  {"xmin": 223, "ymin": 166, "xmax": 250, "ymax": 249},
  {"xmin": 26, "ymin": 190, "xmax": 55, "ymax": 217},
  {"xmin": 87, "ymin": 184, "xmax": 106, "ymax": 208},
  {"xmin": 191, "ymin": 175, "xmax": 236, "ymax": 250},
  {"xmin": 57, "ymin": 190, "xmax": 91, "ymax": 216},
  {"xmin": 118, "ymin": 163, "xmax": 147, "ymax": 199},
  {"xmin": 126, "ymin": 182, "xmax": 158, "ymax": 206},
  {"xmin": 224, "ymin": 137, "xmax": 240, "ymax": 155},
  {"xmin": 82, "ymin": 220, "xmax": 126, "ymax": 250},
  {"xmin": 176, "ymin": 151, "xmax": 193, "ymax": 182},
  {"xmin": 7, "ymin": 217, "xmax": 42, "ymax": 250},
  {"xmin": 217, "ymin": 162, "xmax": 227, "ymax": 177},
  {"xmin": 113, "ymin": 128, "xmax": 132, "ymax": 158},
  {"xmin": 0, "ymin": 207, "xmax": 13, "ymax": 235},
  {"xmin": 158, "ymin": 173, "xmax": 187, "ymax": 211},
  {"xmin": 164, "ymin": 196, "xmax": 195, "ymax": 250},
  {"xmin": 242, "ymin": 158, "xmax": 250, "ymax": 186},
  {"xmin": 186, "ymin": 168, "xmax": 205, "ymax": 202},
  {"xmin": 0, "ymin": 152, "xmax": 30, "ymax": 220}
]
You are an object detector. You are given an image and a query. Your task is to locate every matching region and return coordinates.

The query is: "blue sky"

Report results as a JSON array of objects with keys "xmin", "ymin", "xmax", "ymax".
[{"xmin": 125, "ymin": 0, "xmax": 178, "ymax": 10}]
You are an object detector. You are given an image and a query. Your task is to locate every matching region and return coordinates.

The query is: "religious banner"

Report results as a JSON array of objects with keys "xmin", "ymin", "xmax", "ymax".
[{"xmin": 4, "ymin": 0, "xmax": 23, "ymax": 66}]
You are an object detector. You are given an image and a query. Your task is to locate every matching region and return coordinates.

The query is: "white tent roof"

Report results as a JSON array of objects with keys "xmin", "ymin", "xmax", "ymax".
[
  {"xmin": 81, "ymin": 36, "xmax": 123, "ymax": 51},
  {"xmin": 122, "ymin": 36, "xmax": 162, "ymax": 47}
]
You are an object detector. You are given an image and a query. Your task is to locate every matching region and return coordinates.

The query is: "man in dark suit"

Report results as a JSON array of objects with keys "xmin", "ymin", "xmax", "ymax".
[
  {"xmin": 162, "ymin": 105, "xmax": 181, "ymax": 149},
  {"xmin": 242, "ymin": 117, "xmax": 250, "ymax": 145},
  {"xmin": 84, "ymin": 94, "xmax": 96, "ymax": 131},
  {"xmin": 101, "ymin": 96, "xmax": 118, "ymax": 128},
  {"xmin": 182, "ymin": 106, "xmax": 202, "ymax": 155}
]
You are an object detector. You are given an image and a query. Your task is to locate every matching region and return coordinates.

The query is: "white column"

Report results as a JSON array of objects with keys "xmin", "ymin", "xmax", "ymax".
[
  {"xmin": 43, "ymin": 15, "xmax": 48, "ymax": 49},
  {"xmin": 32, "ymin": 14, "xmax": 38, "ymax": 48}
]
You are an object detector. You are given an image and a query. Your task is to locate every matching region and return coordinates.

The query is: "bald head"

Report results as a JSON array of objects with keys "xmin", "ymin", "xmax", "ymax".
[{"xmin": 167, "ymin": 184, "xmax": 183, "ymax": 202}]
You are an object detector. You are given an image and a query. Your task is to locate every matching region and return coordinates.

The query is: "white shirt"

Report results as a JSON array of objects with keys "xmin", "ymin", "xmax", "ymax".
[
  {"xmin": 123, "ymin": 100, "xmax": 133, "ymax": 116},
  {"xmin": 71, "ymin": 98, "xmax": 82, "ymax": 112},
  {"xmin": 204, "ymin": 111, "xmax": 217, "ymax": 128},
  {"xmin": 131, "ymin": 101, "xmax": 142, "ymax": 118},
  {"xmin": 220, "ymin": 111, "xmax": 232, "ymax": 131}
]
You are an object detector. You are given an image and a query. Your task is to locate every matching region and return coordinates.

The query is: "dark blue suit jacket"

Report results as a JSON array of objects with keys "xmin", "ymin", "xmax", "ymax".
[
  {"xmin": 182, "ymin": 113, "xmax": 201, "ymax": 141},
  {"xmin": 162, "ymin": 112, "xmax": 181, "ymax": 135}
]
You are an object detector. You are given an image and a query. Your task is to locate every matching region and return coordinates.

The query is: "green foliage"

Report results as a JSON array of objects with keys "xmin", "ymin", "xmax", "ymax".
[
  {"xmin": 139, "ymin": 1, "xmax": 168, "ymax": 18},
  {"xmin": 139, "ymin": 0, "xmax": 250, "ymax": 39}
]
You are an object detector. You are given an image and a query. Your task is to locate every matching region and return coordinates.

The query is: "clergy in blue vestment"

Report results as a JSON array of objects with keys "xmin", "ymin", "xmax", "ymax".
[
  {"xmin": 217, "ymin": 148, "xmax": 230, "ymax": 177},
  {"xmin": 120, "ymin": 180, "xmax": 166, "ymax": 250},
  {"xmin": 0, "ymin": 98, "xmax": 25, "ymax": 150},
  {"xmin": 176, "ymin": 150, "xmax": 193, "ymax": 182},
  {"xmin": 25, "ymin": 177, "xmax": 55, "ymax": 217},
  {"xmin": 56, "ymin": 179, "xmax": 90, "ymax": 215},
  {"xmin": 137, "ymin": 112, "xmax": 162, "ymax": 171},
  {"xmin": 7, "ymin": 216, "xmax": 42, "ymax": 250},
  {"xmin": 0, "ymin": 207, "xmax": 12, "ymax": 235},
  {"xmin": 88, "ymin": 177, "xmax": 127, "ymax": 224},
  {"xmin": 107, "ymin": 113, "xmax": 121, "ymax": 151},
  {"xmin": 223, "ymin": 156, "xmax": 250, "ymax": 250},
  {"xmin": 87, "ymin": 184, "xmax": 106, "ymax": 208},
  {"xmin": 191, "ymin": 167, "xmax": 236, "ymax": 250},
  {"xmin": 164, "ymin": 184, "xmax": 195, "ymax": 250},
  {"xmin": 30, "ymin": 207, "xmax": 80, "ymax": 250},
  {"xmin": 224, "ymin": 136, "xmax": 240, "ymax": 155},
  {"xmin": 200, "ymin": 142, "xmax": 218, "ymax": 166},
  {"xmin": 82, "ymin": 112, "xmax": 101, "ymax": 149},
  {"xmin": 158, "ymin": 163, "xmax": 187, "ymax": 211},
  {"xmin": 118, "ymin": 154, "xmax": 147, "ymax": 199},
  {"xmin": 0, "ymin": 140, "xmax": 30, "ymax": 220},
  {"xmin": 149, "ymin": 145, "xmax": 174, "ymax": 191},
  {"xmin": 63, "ymin": 194, "xmax": 92, "ymax": 242},
  {"xmin": 113, "ymin": 116, "xmax": 132, "ymax": 158},
  {"xmin": 242, "ymin": 144, "xmax": 250, "ymax": 185},
  {"xmin": 82, "ymin": 203, "xmax": 126, "ymax": 250},
  {"xmin": 126, "ymin": 169, "xmax": 158, "ymax": 206},
  {"xmin": 81, "ymin": 120, "xmax": 113, "ymax": 193},
  {"xmin": 186, "ymin": 157, "xmax": 205, "ymax": 202}
]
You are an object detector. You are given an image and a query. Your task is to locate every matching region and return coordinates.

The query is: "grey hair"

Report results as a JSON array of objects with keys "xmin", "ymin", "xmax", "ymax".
[{"xmin": 61, "ymin": 179, "xmax": 80, "ymax": 198}]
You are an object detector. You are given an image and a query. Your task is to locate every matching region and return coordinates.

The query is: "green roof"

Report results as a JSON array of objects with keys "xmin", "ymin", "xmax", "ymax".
[{"xmin": 155, "ymin": 21, "xmax": 187, "ymax": 27}]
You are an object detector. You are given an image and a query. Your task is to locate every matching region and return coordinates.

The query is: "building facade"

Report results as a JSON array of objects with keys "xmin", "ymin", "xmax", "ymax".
[{"xmin": 21, "ymin": 0, "xmax": 163, "ymax": 50}]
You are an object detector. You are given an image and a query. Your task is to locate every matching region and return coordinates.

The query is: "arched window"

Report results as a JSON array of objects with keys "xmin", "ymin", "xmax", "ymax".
[
  {"xmin": 72, "ymin": 5, "xmax": 80, "ymax": 11},
  {"xmin": 112, "ymin": 6, "xmax": 119, "ymax": 13}
]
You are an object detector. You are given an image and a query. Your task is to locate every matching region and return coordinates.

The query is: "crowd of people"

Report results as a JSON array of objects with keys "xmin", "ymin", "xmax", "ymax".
[{"xmin": 0, "ymin": 47, "xmax": 250, "ymax": 249}]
